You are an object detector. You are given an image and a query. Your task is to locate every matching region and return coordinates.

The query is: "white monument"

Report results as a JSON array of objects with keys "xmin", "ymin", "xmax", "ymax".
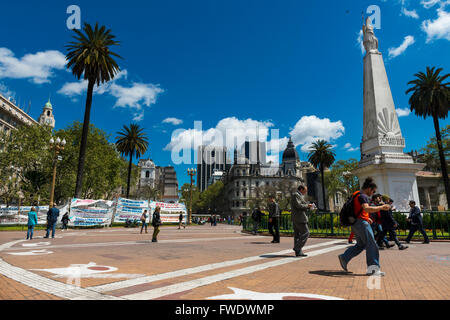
[{"xmin": 354, "ymin": 18, "xmax": 424, "ymax": 211}]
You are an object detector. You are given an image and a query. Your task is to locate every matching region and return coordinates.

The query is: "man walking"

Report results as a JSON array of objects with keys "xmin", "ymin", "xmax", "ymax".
[
  {"xmin": 44, "ymin": 203, "xmax": 60, "ymax": 239},
  {"xmin": 268, "ymin": 196, "xmax": 280, "ymax": 243},
  {"xmin": 338, "ymin": 177, "xmax": 391, "ymax": 276},
  {"xmin": 405, "ymin": 200, "xmax": 430, "ymax": 244},
  {"xmin": 178, "ymin": 212, "xmax": 185, "ymax": 229},
  {"xmin": 251, "ymin": 207, "xmax": 263, "ymax": 235},
  {"xmin": 291, "ymin": 185, "xmax": 313, "ymax": 257}
]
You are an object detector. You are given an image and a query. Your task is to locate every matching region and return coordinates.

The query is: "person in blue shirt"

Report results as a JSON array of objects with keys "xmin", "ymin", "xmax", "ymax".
[
  {"xmin": 44, "ymin": 203, "xmax": 60, "ymax": 239},
  {"xmin": 27, "ymin": 207, "xmax": 38, "ymax": 240}
]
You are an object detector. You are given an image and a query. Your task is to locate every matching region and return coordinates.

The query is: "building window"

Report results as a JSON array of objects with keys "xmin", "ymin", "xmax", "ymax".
[
  {"xmin": 243, "ymin": 190, "xmax": 246, "ymax": 198},
  {"xmin": 236, "ymin": 181, "xmax": 239, "ymax": 187},
  {"xmin": 256, "ymin": 181, "xmax": 259, "ymax": 187},
  {"xmin": 243, "ymin": 181, "xmax": 246, "ymax": 187},
  {"xmin": 47, "ymin": 111, "xmax": 50, "ymax": 116},
  {"xmin": 211, "ymin": 150, "xmax": 215, "ymax": 157},
  {"xmin": 236, "ymin": 191, "xmax": 239, "ymax": 197},
  {"xmin": 236, "ymin": 201, "xmax": 240, "ymax": 208},
  {"xmin": 243, "ymin": 201, "xmax": 247, "ymax": 207},
  {"xmin": 146, "ymin": 171, "xmax": 150, "ymax": 178}
]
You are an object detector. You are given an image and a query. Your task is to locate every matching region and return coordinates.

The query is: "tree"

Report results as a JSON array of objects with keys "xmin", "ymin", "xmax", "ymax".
[
  {"xmin": 115, "ymin": 124, "xmax": 149, "ymax": 199},
  {"xmin": 0, "ymin": 124, "xmax": 53, "ymax": 204},
  {"xmin": 138, "ymin": 185, "xmax": 161, "ymax": 201},
  {"xmin": 419, "ymin": 125, "xmax": 449, "ymax": 173},
  {"xmin": 324, "ymin": 159, "xmax": 360, "ymax": 207},
  {"xmin": 406, "ymin": 66, "xmax": 450, "ymax": 207},
  {"xmin": 66, "ymin": 22, "xmax": 122, "ymax": 198},
  {"xmin": 308, "ymin": 140, "xmax": 336, "ymax": 211},
  {"xmin": 53, "ymin": 122, "xmax": 131, "ymax": 202}
]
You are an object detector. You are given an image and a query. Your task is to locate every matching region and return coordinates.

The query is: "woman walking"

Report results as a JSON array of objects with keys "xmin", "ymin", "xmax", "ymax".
[
  {"xmin": 140, "ymin": 210, "xmax": 148, "ymax": 234},
  {"xmin": 152, "ymin": 206, "xmax": 162, "ymax": 242},
  {"xmin": 27, "ymin": 207, "xmax": 38, "ymax": 240}
]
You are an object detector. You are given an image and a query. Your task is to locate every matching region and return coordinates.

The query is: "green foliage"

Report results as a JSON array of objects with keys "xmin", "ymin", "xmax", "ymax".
[
  {"xmin": 324, "ymin": 158, "xmax": 360, "ymax": 201},
  {"xmin": 180, "ymin": 183, "xmax": 202, "ymax": 212},
  {"xmin": 0, "ymin": 121, "xmax": 131, "ymax": 205},
  {"xmin": 419, "ymin": 125, "xmax": 449, "ymax": 173}
]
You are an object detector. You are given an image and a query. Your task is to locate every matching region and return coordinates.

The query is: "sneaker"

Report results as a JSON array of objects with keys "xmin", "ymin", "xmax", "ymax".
[
  {"xmin": 366, "ymin": 269, "xmax": 385, "ymax": 277},
  {"xmin": 295, "ymin": 251, "xmax": 307, "ymax": 257},
  {"xmin": 152, "ymin": 239, "xmax": 157, "ymax": 242},
  {"xmin": 338, "ymin": 255, "xmax": 348, "ymax": 272},
  {"xmin": 399, "ymin": 245, "xmax": 408, "ymax": 250},
  {"xmin": 348, "ymin": 240, "xmax": 353, "ymax": 244}
]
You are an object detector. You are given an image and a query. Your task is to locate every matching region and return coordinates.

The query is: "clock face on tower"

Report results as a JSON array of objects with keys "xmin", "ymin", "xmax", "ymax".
[{"xmin": 45, "ymin": 118, "xmax": 52, "ymax": 125}]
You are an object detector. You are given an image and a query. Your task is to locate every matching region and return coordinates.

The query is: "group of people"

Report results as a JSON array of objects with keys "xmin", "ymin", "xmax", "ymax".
[
  {"xmin": 339, "ymin": 177, "xmax": 430, "ymax": 276},
  {"xmin": 248, "ymin": 177, "xmax": 432, "ymax": 276},
  {"xmin": 25, "ymin": 203, "xmax": 66, "ymax": 240}
]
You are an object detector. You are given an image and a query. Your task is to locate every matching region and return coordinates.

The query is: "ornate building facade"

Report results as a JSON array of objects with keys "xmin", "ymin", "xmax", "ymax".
[{"xmin": 223, "ymin": 138, "xmax": 317, "ymax": 217}]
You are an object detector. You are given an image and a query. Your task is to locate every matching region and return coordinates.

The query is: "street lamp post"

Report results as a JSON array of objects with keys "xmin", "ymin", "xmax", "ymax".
[
  {"xmin": 187, "ymin": 168, "xmax": 197, "ymax": 225},
  {"xmin": 49, "ymin": 137, "xmax": 66, "ymax": 206},
  {"xmin": 343, "ymin": 171, "xmax": 352, "ymax": 197}
]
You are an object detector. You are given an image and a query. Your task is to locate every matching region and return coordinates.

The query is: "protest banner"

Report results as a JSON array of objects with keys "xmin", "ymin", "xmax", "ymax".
[
  {"xmin": 114, "ymin": 198, "xmax": 149, "ymax": 224},
  {"xmin": 69, "ymin": 199, "xmax": 114, "ymax": 227}
]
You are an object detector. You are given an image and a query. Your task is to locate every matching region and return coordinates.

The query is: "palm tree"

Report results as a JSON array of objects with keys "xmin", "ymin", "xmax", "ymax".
[
  {"xmin": 65, "ymin": 22, "xmax": 122, "ymax": 198},
  {"xmin": 308, "ymin": 140, "xmax": 336, "ymax": 211},
  {"xmin": 115, "ymin": 124, "xmax": 149, "ymax": 199},
  {"xmin": 406, "ymin": 67, "xmax": 450, "ymax": 208}
]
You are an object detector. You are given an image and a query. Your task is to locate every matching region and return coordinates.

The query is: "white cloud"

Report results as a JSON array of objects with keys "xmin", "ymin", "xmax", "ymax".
[
  {"xmin": 357, "ymin": 30, "xmax": 365, "ymax": 55},
  {"xmin": 421, "ymin": 0, "xmax": 442, "ymax": 9},
  {"xmin": 422, "ymin": 9, "xmax": 450, "ymax": 42},
  {"xmin": 162, "ymin": 117, "xmax": 183, "ymax": 125},
  {"xmin": 388, "ymin": 35, "xmax": 415, "ymax": 58},
  {"xmin": 396, "ymin": 107, "xmax": 411, "ymax": 117},
  {"xmin": 343, "ymin": 142, "xmax": 359, "ymax": 152},
  {"xmin": 401, "ymin": 7, "xmax": 420, "ymax": 19},
  {"xmin": 58, "ymin": 70, "xmax": 162, "ymax": 121},
  {"xmin": 0, "ymin": 48, "xmax": 66, "ymax": 84},
  {"xmin": 110, "ymin": 82, "xmax": 163, "ymax": 110},
  {"xmin": 0, "ymin": 82, "xmax": 15, "ymax": 99},
  {"xmin": 288, "ymin": 115, "xmax": 345, "ymax": 153},
  {"xmin": 164, "ymin": 117, "xmax": 275, "ymax": 152}
]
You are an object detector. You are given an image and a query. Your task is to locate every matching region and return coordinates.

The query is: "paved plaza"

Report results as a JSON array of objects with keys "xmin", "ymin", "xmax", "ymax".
[{"xmin": 0, "ymin": 224, "xmax": 449, "ymax": 300}]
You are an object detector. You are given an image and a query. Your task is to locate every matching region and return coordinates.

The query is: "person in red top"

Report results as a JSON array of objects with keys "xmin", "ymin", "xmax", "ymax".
[{"xmin": 338, "ymin": 177, "xmax": 391, "ymax": 276}]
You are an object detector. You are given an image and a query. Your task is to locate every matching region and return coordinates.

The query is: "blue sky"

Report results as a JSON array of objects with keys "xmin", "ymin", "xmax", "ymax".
[{"xmin": 1, "ymin": 0, "xmax": 449, "ymax": 187}]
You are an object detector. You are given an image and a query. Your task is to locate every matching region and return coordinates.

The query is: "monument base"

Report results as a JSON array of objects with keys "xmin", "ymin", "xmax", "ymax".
[{"xmin": 355, "ymin": 161, "xmax": 425, "ymax": 212}]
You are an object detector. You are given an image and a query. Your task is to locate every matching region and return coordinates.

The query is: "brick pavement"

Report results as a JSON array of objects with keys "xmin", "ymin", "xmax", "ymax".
[{"xmin": 0, "ymin": 225, "xmax": 448, "ymax": 300}]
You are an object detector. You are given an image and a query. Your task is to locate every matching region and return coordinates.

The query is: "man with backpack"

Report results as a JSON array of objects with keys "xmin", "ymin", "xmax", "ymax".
[{"xmin": 338, "ymin": 177, "xmax": 391, "ymax": 276}]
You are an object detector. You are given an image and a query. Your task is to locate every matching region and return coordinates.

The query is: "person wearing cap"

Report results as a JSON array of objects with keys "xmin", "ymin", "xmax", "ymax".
[{"xmin": 405, "ymin": 200, "xmax": 430, "ymax": 244}]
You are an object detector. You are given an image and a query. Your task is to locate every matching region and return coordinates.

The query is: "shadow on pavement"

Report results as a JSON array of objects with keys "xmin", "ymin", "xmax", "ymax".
[
  {"xmin": 260, "ymin": 254, "xmax": 297, "ymax": 259},
  {"xmin": 309, "ymin": 270, "xmax": 365, "ymax": 277}
]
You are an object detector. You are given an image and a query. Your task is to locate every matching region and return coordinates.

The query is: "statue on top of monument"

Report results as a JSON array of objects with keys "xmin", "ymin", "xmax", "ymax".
[{"xmin": 363, "ymin": 17, "xmax": 379, "ymax": 54}]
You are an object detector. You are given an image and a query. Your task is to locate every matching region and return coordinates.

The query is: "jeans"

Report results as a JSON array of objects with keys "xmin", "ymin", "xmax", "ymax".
[
  {"xmin": 141, "ymin": 222, "xmax": 148, "ymax": 233},
  {"xmin": 62, "ymin": 222, "xmax": 68, "ymax": 230},
  {"xmin": 268, "ymin": 217, "xmax": 280, "ymax": 242},
  {"xmin": 373, "ymin": 223, "xmax": 389, "ymax": 247},
  {"xmin": 406, "ymin": 224, "xmax": 429, "ymax": 242},
  {"xmin": 341, "ymin": 219, "xmax": 380, "ymax": 268},
  {"xmin": 27, "ymin": 225, "xmax": 34, "ymax": 240},
  {"xmin": 45, "ymin": 222, "xmax": 56, "ymax": 238},
  {"xmin": 377, "ymin": 228, "xmax": 401, "ymax": 247}
]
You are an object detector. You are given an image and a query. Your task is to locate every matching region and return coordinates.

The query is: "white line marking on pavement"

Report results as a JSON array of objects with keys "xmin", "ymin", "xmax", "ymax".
[
  {"xmin": 120, "ymin": 244, "xmax": 345, "ymax": 300},
  {"xmin": 7, "ymin": 249, "xmax": 53, "ymax": 256},
  {"xmin": 0, "ymin": 258, "xmax": 123, "ymax": 300},
  {"xmin": 89, "ymin": 240, "xmax": 344, "ymax": 294},
  {"xmin": 3, "ymin": 236, "xmax": 268, "ymax": 251}
]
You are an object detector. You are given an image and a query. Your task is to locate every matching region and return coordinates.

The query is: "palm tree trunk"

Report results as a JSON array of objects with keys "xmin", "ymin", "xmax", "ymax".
[
  {"xmin": 433, "ymin": 115, "xmax": 450, "ymax": 209},
  {"xmin": 320, "ymin": 165, "xmax": 327, "ymax": 211},
  {"xmin": 74, "ymin": 79, "xmax": 95, "ymax": 198},
  {"xmin": 126, "ymin": 153, "xmax": 133, "ymax": 199}
]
